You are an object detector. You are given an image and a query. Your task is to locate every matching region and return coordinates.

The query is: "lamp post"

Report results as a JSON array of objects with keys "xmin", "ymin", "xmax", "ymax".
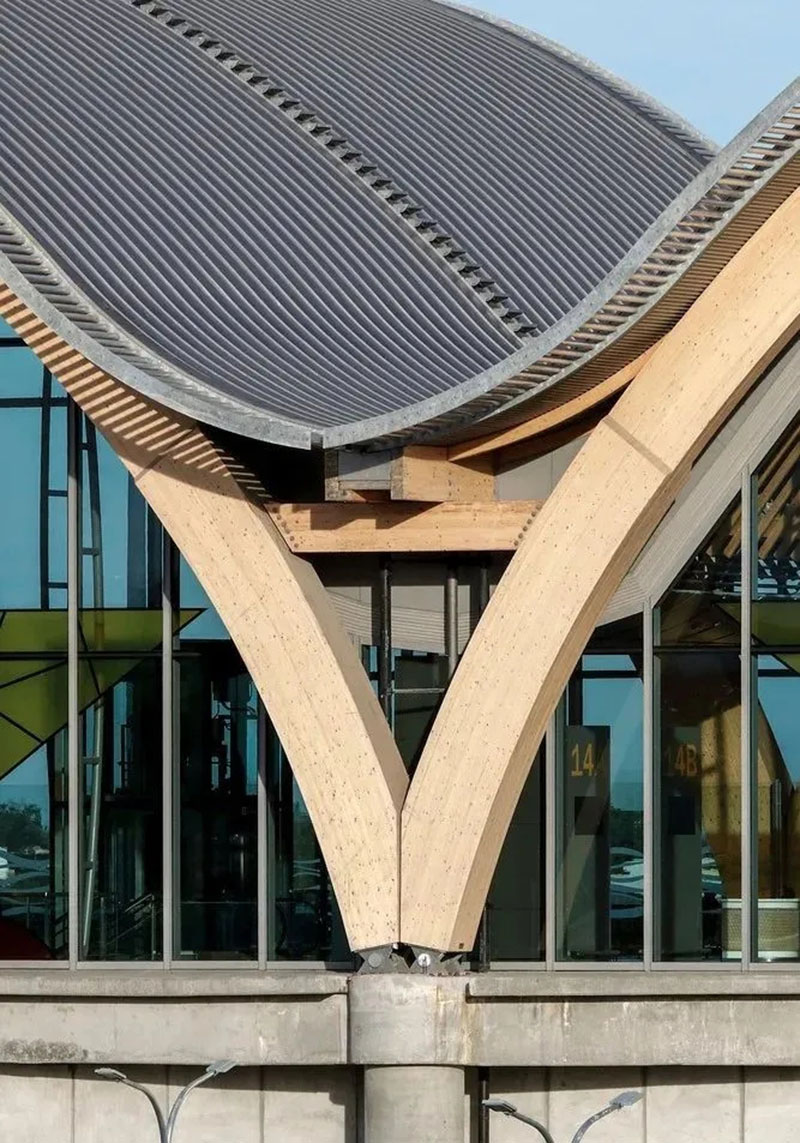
[
  {"xmin": 483, "ymin": 1090, "xmax": 642, "ymax": 1143},
  {"xmin": 95, "ymin": 1059, "xmax": 236, "ymax": 1143}
]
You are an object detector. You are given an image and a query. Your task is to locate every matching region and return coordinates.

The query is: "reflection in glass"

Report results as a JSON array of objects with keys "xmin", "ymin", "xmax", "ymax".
[
  {"xmin": 656, "ymin": 651, "xmax": 741, "ymax": 961},
  {"xmin": 393, "ymin": 651, "xmax": 447, "ymax": 771},
  {"xmin": 754, "ymin": 655, "xmax": 800, "ymax": 960},
  {"xmin": 266, "ymin": 726, "xmax": 349, "ymax": 963},
  {"xmin": 557, "ymin": 619, "xmax": 644, "ymax": 961},
  {"xmin": 176, "ymin": 644, "xmax": 258, "ymax": 960},
  {"xmin": 79, "ymin": 416, "xmax": 162, "ymax": 651},
  {"xmin": 0, "ymin": 740, "xmax": 67, "ymax": 960},
  {"xmin": 657, "ymin": 496, "xmax": 742, "ymax": 646},
  {"xmin": 0, "ymin": 344, "xmax": 69, "ymax": 958},
  {"xmin": 753, "ymin": 419, "xmax": 800, "ymax": 642},
  {"xmin": 488, "ymin": 746, "xmax": 545, "ymax": 961},
  {"xmin": 79, "ymin": 659, "xmax": 162, "ymax": 960}
]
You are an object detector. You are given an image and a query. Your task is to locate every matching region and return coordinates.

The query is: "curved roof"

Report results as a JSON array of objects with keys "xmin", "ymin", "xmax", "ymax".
[
  {"xmin": 0, "ymin": 3, "xmax": 796, "ymax": 451},
  {"xmin": 0, "ymin": 0, "xmax": 720, "ymax": 447}
]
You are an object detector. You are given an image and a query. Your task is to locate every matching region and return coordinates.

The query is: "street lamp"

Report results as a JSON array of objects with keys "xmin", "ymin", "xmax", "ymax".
[
  {"xmin": 95, "ymin": 1059, "xmax": 236, "ymax": 1143},
  {"xmin": 482, "ymin": 1098, "xmax": 556, "ymax": 1143},
  {"xmin": 483, "ymin": 1090, "xmax": 642, "ymax": 1143}
]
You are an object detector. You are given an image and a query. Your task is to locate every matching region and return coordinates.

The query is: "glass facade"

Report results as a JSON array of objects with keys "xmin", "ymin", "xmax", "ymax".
[
  {"xmin": 0, "ymin": 330, "xmax": 347, "ymax": 964},
  {"xmin": 557, "ymin": 618, "xmax": 644, "ymax": 962},
  {"xmin": 0, "ymin": 325, "xmax": 68, "ymax": 959},
  {"xmin": 4, "ymin": 313, "xmax": 800, "ymax": 970}
]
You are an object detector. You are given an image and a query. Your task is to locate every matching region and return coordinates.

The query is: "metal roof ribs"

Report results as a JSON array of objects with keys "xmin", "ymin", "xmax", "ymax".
[
  {"xmin": 126, "ymin": 0, "xmax": 540, "ymax": 342},
  {"xmin": 343, "ymin": 85, "xmax": 800, "ymax": 449}
]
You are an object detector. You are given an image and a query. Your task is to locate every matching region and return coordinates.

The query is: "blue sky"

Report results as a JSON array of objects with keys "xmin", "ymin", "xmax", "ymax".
[{"xmin": 455, "ymin": 0, "xmax": 798, "ymax": 146}]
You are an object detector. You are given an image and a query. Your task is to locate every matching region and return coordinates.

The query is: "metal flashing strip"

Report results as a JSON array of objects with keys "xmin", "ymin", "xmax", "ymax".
[{"xmin": 126, "ymin": 0, "xmax": 537, "ymax": 341}]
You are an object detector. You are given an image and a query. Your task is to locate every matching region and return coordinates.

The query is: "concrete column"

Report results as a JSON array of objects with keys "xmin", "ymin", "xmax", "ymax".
[{"xmin": 363, "ymin": 1065, "xmax": 465, "ymax": 1143}]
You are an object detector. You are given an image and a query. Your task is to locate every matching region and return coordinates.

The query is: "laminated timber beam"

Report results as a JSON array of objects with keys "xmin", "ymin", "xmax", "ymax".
[
  {"xmin": 266, "ymin": 500, "xmax": 541, "ymax": 553},
  {"xmin": 401, "ymin": 184, "xmax": 800, "ymax": 953},
  {"xmin": 448, "ymin": 343, "xmax": 660, "ymax": 463},
  {"xmin": 0, "ymin": 283, "xmax": 408, "ymax": 953},
  {"xmin": 389, "ymin": 445, "xmax": 494, "ymax": 501}
]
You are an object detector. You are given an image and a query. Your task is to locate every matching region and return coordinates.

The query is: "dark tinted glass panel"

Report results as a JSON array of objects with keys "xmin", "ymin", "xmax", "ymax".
[
  {"xmin": 754, "ymin": 654, "xmax": 800, "ymax": 961},
  {"xmin": 487, "ymin": 745, "xmax": 545, "ymax": 961},
  {"xmin": 393, "ymin": 650, "xmax": 447, "ymax": 771},
  {"xmin": 657, "ymin": 497, "xmax": 742, "ymax": 646},
  {"xmin": 0, "ymin": 665, "xmax": 68, "ymax": 960},
  {"xmin": 266, "ymin": 726, "xmax": 349, "ymax": 963},
  {"xmin": 557, "ymin": 633, "xmax": 644, "ymax": 962},
  {"xmin": 175, "ymin": 643, "xmax": 258, "ymax": 960},
  {"xmin": 656, "ymin": 651, "xmax": 741, "ymax": 961},
  {"xmin": 78, "ymin": 659, "xmax": 162, "ymax": 960}
]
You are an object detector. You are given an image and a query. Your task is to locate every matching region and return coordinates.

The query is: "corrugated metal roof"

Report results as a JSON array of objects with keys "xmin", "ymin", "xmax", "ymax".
[{"xmin": 0, "ymin": 0, "xmax": 789, "ymax": 449}]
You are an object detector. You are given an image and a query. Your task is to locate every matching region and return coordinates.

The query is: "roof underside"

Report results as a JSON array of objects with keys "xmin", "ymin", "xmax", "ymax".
[{"xmin": 0, "ymin": 0, "xmax": 726, "ymax": 446}]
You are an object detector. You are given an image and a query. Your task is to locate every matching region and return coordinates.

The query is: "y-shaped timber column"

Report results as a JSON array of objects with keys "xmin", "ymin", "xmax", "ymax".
[
  {"xmin": 401, "ymin": 185, "xmax": 800, "ymax": 953},
  {"xmin": 0, "ymin": 285, "xmax": 408, "ymax": 952}
]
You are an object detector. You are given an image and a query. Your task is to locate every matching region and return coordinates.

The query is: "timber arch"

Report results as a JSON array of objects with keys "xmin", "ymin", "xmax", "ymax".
[
  {"xmin": 401, "ymin": 185, "xmax": 800, "ymax": 953},
  {"xmin": 0, "ymin": 284, "xmax": 407, "ymax": 954}
]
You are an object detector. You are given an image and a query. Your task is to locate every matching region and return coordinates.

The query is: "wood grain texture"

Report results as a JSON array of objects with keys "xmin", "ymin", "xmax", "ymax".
[
  {"xmin": 0, "ymin": 285, "xmax": 408, "ymax": 952},
  {"xmin": 267, "ymin": 500, "xmax": 541, "ymax": 552},
  {"xmin": 448, "ymin": 344, "xmax": 659, "ymax": 462},
  {"xmin": 401, "ymin": 186, "xmax": 800, "ymax": 952},
  {"xmin": 390, "ymin": 445, "xmax": 494, "ymax": 501}
]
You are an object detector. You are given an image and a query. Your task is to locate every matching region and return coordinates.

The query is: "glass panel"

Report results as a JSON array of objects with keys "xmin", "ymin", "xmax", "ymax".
[
  {"xmin": 0, "ymin": 662, "xmax": 68, "ymax": 959},
  {"xmin": 754, "ymin": 654, "xmax": 800, "ymax": 961},
  {"xmin": 78, "ymin": 659, "xmax": 162, "ymax": 961},
  {"xmin": 656, "ymin": 651, "xmax": 741, "ymax": 961},
  {"xmin": 487, "ymin": 745, "xmax": 545, "ymax": 961},
  {"xmin": 79, "ymin": 418, "xmax": 163, "ymax": 651},
  {"xmin": 393, "ymin": 650, "xmax": 447, "ymax": 771},
  {"xmin": 657, "ymin": 496, "xmax": 742, "ymax": 646},
  {"xmin": 175, "ymin": 643, "xmax": 258, "ymax": 960},
  {"xmin": 557, "ymin": 634, "xmax": 644, "ymax": 961},
  {"xmin": 0, "ymin": 345, "xmax": 69, "ymax": 959},
  {"xmin": 178, "ymin": 557, "xmax": 228, "ymax": 641},
  {"xmin": 266, "ymin": 726, "xmax": 349, "ymax": 963},
  {"xmin": 0, "ymin": 348, "xmax": 48, "ymax": 396},
  {"xmin": 0, "ymin": 315, "xmax": 19, "ymax": 340},
  {"xmin": 753, "ymin": 418, "xmax": 800, "ymax": 642}
]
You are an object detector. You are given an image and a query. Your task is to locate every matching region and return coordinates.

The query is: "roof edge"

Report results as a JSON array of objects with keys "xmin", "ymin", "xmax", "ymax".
[
  {"xmin": 0, "ymin": 207, "xmax": 315, "ymax": 448},
  {"xmin": 323, "ymin": 78, "xmax": 800, "ymax": 449},
  {"xmin": 435, "ymin": 0, "xmax": 718, "ymax": 158}
]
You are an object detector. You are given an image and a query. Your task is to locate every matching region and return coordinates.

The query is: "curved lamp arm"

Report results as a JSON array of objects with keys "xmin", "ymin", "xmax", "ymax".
[
  {"xmin": 166, "ymin": 1060, "xmax": 236, "ymax": 1143},
  {"xmin": 482, "ymin": 1099, "xmax": 556, "ymax": 1143},
  {"xmin": 95, "ymin": 1069, "xmax": 168, "ymax": 1143},
  {"xmin": 572, "ymin": 1091, "xmax": 643, "ymax": 1143}
]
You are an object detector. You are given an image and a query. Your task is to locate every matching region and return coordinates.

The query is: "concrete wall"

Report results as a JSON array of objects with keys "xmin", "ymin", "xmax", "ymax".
[
  {"xmin": 487, "ymin": 1067, "xmax": 800, "ymax": 1143},
  {"xmin": 4, "ymin": 1063, "xmax": 800, "ymax": 1142},
  {"xmin": 4, "ymin": 972, "xmax": 800, "ymax": 1140},
  {"xmin": 0, "ymin": 1065, "xmax": 357, "ymax": 1143}
]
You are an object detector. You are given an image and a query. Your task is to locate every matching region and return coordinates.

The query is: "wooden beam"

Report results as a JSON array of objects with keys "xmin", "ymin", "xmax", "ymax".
[
  {"xmin": 266, "ymin": 500, "xmax": 541, "ymax": 552},
  {"xmin": 390, "ymin": 445, "xmax": 494, "ymax": 501},
  {"xmin": 400, "ymin": 184, "xmax": 800, "ymax": 953},
  {"xmin": 0, "ymin": 284, "xmax": 408, "ymax": 953},
  {"xmin": 448, "ymin": 344, "xmax": 659, "ymax": 462}
]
